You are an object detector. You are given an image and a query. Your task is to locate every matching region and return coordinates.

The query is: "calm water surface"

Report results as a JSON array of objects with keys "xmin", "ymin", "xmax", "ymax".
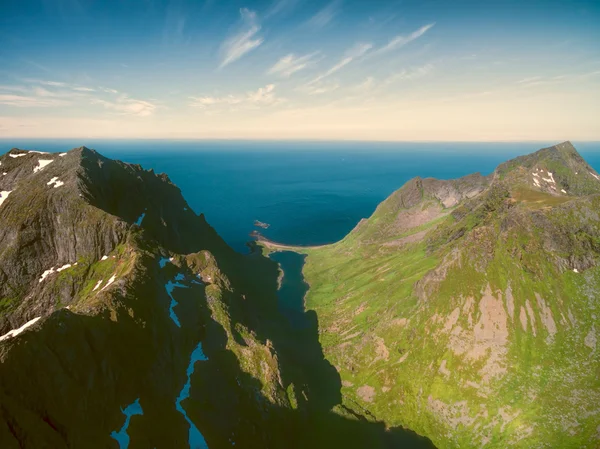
[{"xmin": 2, "ymin": 140, "xmax": 599, "ymax": 251}]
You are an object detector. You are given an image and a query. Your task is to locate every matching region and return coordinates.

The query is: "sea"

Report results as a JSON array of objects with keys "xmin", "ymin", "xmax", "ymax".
[{"xmin": 2, "ymin": 140, "xmax": 599, "ymax": 253}]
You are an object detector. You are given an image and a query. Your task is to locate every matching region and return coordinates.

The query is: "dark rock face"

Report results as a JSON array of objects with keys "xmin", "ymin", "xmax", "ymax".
[
  {"xmin": 0, "ymin": 146, "xmax": 285, "ymax": 448},
  {"xmin": 0, "ymin": 147, "xmax": 437, "ymax": 449}
]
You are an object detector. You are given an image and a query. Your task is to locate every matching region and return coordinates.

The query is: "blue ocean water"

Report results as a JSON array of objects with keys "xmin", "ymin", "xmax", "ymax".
[{"xmin": 2, "ymin": 140, "xmax": 599, "ymax": 252}]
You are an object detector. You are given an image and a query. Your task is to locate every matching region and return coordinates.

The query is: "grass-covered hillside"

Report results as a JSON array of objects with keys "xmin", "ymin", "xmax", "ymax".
[{"xmin": 287, "ymin": 142, "xmax": 600, "ymax": 448}]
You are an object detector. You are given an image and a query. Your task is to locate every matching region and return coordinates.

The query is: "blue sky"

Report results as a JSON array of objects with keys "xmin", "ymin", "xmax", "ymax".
[{"xmin": 1, "ymin": 0, "xmax": 599, "ymax": 140}]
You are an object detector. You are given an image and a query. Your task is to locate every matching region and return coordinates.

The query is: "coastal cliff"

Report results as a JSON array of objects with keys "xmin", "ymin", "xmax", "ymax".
[{"xmin": 295, "ymin": 142, "xmax": 600, "ymax": 448}]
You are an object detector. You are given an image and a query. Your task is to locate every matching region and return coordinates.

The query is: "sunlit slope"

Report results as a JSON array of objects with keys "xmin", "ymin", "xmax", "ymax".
[{"xmin": 300, "ymin": 141, "xmax": 600, "ymax": 448}]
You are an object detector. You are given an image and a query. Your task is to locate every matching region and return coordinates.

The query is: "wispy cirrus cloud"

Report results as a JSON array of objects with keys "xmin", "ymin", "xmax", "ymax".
[
  {"xmin": 190, "ymin": 84, "xmax": 282, "ymax": 108},
  {"xmin": 265, "ymin": 0, "xmax": 298, "ymax": 19},
  {"xmin": 0, "ymin": 94, "xmax": 70, "ymax": 107},
  {"xmin": 307, "ymin": 42, "xmax": 373, "ymax": 85},
  {"xmin": 297, "ymin": 81, "xmax": 340, "ymax": 96},
  {"xmin": 22, "ymin": 78, "xmax": 96, "ymax": 93},
  {"xmin": 0, "ymin": 81, "xmax": 90, "ymax": 107},
  {"xmin": 371, "ymin": 23, "xmax": 435, "ymax": 57},
  {"xmin": 219, "ymin": 8, "xmax": 264, "ymax": 68},
  {"xmin": 23, "ymin": 79, "xmax": 67, "ymax": 87},
  {"xmin": 516, "ymin": 70, "xmax": 600, "ymax": 88},
  {"xmin": 91, "ymin": 95, "xmax": 156, "ymax": 117},
  {"xmin": 0, "ymin": 85, "xmax": 28, "ymax": 93},
  {"xmin": 6, "ymin": 79, "xmax": 155, "ymax": 116},
  {"xmin": 352, "ymin": 76, "xmax": 375, "ymax": 92},
  {"xmin": 268, "ymin": 52, "xmax": 322, "ymax": 78},
  {"xmin": 382, "ymin": 63, "xmax": 434, "ymax": 86},
  {"xmin": 306, "ymin": 0, "xmax": 342, "ymax": 28}
]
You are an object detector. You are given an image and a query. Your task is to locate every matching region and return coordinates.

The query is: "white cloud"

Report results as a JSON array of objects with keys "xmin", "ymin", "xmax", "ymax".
[
  {"xmin": 265, "ymin": 0, "xmax": 298, "ymax": 19},
  {"xmin": 0, "ymin": 85, "xmax": 28, "ymax": 93},
  {"xmin": 268, "ymin": 52, "xmax": 321, "ymax": 78},
  {"xmin": 0, "ymin": 94, "xmax": 69, "ymax": 107},
  {"xmin": 219, "ymin": 8, "xmax": 264, "ymax": 68},
  {"xmin": 190, "ymin": 84, "xmax": 282, "ymax": 108},
  {"xmin": 28, "ymin": 80, "xmax": 67, "ymax": 87},
  {"xmin": 516, "ymin": 71, "xmax": 600, "ymax": 87},
  {"xmin": 0, "ymin": 83, "xmax": 86, "ymax": 107},
  {"xmin": 353, "ymin": 77, "xmax": 375, "ymax": 92},
  {"xmin": 307, "ymin": 0, "xmax": 341, "ymax": 28},
  {"xmin": 308, "ymin": 42, "xmax": 372, "ymax": 85},
  {"xmin": 517, "ymin": 76, "xmax": 542, "ymax": 84},
  {"xmin": 101, "ymin": 87, "xmax": 119, "ymax": 94},
  {"xmin": 20, "ymin": 78, "xmax": 98, "ymax": 94},
  {"xmin": 297, "ymin": 81, "xmax": 340, "ymax": 96},
  {"xmin": 33, "ymin": 87, "xmax": 60, "ymax": 97},
  {"xmin": 382, "ymin": 63, "xmax": 434, "ymax": 85},
  {"xmin": 91, "ymin": 95, "xmax": 156, "ymax": 117},
  {"xmin": 371, "ymin": 23, "xmax": 435, "ymax": 57}
]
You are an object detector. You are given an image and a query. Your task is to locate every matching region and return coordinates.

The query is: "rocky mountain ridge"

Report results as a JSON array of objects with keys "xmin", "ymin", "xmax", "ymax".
[
  {"xmin": 0, "ymin": 146, "xmax": 435, "ymax": 449},
  {"xmin": 293, "ymin": 141, "xmax": 600, "ymax": 448}
]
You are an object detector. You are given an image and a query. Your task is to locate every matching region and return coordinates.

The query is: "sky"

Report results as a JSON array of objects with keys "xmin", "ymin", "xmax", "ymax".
[{"xmin": 0, "ymin": 0, "xmax": 599, "ymax": 141}]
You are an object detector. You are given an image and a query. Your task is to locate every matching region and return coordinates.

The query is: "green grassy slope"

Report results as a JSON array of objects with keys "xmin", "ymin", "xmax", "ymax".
[{"xmin": 295, "ymin": 142, "xmax": 600, "ymax": 448}]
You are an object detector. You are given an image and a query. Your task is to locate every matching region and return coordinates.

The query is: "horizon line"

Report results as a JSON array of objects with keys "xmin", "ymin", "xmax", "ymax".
[{"xmin": 1, "ymin": 137, "xmax": 600, "ymax": 144}]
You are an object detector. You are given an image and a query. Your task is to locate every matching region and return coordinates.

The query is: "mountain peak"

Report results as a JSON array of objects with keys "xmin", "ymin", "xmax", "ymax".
[{"xmin": 495, "ymin": 141, "xmax": 600, "ymax": 197}]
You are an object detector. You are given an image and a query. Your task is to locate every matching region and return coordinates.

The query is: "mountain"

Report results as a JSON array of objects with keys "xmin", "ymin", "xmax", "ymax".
[
  {"xmin": 285, "ymin": 141, "xmax": 600, "ymax": 448},
  {"xmin": 0, "ymin": 147, "xmax": 435, "ymax": 448}
]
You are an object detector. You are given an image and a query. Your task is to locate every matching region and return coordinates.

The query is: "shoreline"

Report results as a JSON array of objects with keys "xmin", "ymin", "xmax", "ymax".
[{"xmin": 252, "ymin": 232, "xmax": 329, "ymax": 252}]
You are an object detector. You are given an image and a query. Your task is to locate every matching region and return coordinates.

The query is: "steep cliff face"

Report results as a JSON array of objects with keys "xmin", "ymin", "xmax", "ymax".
[
  {"xmin": 0, "ymin": 147, "xmax": 436, "ymax": 449},
  {"xmin": 296, "ymin": 142, "xmax": 600, "ymax": 448},
  {"xmin": 0, "ymin": 147, "xmax": 295, "ymax": 448}
]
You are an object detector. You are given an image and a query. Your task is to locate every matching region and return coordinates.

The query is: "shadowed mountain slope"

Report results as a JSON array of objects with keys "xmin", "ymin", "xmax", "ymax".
[{"xmin": 0, "ymin": 146, "xmax": 435, "ymax": 449}]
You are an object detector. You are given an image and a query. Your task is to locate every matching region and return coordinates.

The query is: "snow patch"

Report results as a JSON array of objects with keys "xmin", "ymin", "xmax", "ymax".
[
  {"xmin": 56, "ymin": 263, "xmax": 72, "ymax": 272},
  {"xmin": 93, "ymin": 280, "xmax": 103, "ymax": 291},
  {"xmin": 574, "ymin": 268, "xmax": 579, "ymax": 273},
  {"xmin": 33, "ymin": 159, "xmax": 54, "ymax": 173},
  {"xmin": 101, "ymin": 274, "xmax": 117, "ymax": 291},
  {"xmin": 0, "ymin": 316, "xmax": 41, "ymax": 342},
  {"xmin": 561, "ymin": 189, "xmax": 567, "ymax": 194},
  {"xmin": 101, "ymin": 255, "xmax": 109, "ymax": 261},
  {"xmin": 590, "ymin": 172, "xmax": 600, "ymax": 181},
  {"xmin": 28, "ymin": 150, "xmax": 49, "ymax": 154},
  {"xmin": 39, "ymin": 267, "xmax": 55, "ymax": 282},
  {"xmin": 9, "ymin": 153, "xmax": 26, "ymax": 158},
  {"xmin": 59, "ymin": 153, "xmax": 67, "ymax": 157},
  {"xmin": 47, "ymin": 177, "xmax": 64, "ymax": 188},
  {"xmin": 0, "ymin": 190, "xmax": 12, "ymax": 207}
]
